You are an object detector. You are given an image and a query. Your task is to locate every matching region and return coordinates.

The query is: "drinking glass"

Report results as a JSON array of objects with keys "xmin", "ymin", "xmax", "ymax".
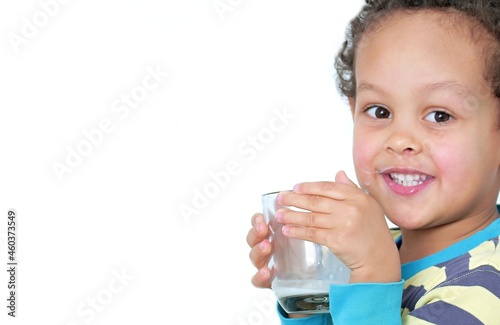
[{"xmin": 262, "ymin": 191, "xmax": 350, "ymax": 314}]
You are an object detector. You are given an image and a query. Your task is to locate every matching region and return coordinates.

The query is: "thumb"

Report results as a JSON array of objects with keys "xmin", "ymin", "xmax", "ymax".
[{"xmin": 335, "ymin": 170, "xmax": 357, "ymax": 187}]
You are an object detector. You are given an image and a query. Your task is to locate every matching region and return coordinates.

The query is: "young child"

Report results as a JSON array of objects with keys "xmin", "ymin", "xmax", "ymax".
[{"xmin": 247, "ymin": 1, "xmax": 500, "ymax": 324}]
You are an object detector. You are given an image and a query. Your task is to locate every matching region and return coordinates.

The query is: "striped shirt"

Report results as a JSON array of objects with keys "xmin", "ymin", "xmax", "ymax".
[{"xmin": 397, "ymin": 216, "xmax": 500, "ymax": 324}]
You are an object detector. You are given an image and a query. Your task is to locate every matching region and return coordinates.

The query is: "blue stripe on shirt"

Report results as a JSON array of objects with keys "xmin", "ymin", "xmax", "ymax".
[
  {"xmin": 435, "ymin": 265, "xmax": 500, "ymax": 298},
  {"xmin": 411, "ymin": 300, "xmax": 483, "ymax": 325}
]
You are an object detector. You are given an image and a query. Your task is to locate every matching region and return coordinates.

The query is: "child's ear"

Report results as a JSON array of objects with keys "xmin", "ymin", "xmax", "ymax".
[{"xmin": 348, "ymin": 97, "xmax": 355, "ymax": 118}]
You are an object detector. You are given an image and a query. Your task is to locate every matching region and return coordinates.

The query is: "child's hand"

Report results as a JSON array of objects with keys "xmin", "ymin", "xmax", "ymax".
[
  {"xmin": 246, "ymin": 212, "xmax": 272, "ymax": 289},
  {"xmin": 277, "ymin": 171, "xmax": 401, "ymax": 284}
]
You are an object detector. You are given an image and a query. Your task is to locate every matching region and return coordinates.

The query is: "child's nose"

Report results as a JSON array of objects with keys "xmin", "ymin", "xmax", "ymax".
[{"xmin": 384, "ymin": 122, "xmax": 423, "ymax": 155}]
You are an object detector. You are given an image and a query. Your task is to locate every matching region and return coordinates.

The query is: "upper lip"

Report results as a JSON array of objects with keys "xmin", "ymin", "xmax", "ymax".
[{"xmin": 378, "ymin": 167, "xmax": 433, "ymax": 177}]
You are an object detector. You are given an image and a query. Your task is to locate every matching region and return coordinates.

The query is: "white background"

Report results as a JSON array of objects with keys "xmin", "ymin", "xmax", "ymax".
[{"xmin": 0, "ymin": 0, "xmax": 427, "ymax": 324}]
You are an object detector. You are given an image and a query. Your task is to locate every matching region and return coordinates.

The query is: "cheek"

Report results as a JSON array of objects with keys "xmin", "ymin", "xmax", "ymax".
[
  {"xmin": 353, "ymin": 142, "xmax": 371, "ymax": 167},
  {"xmin": 432, "ymin": 148, "xmax": 459, "ymax": 176},
  {"xmin": 352, "ymin": 133, "xmax": 378, "ymax": 181},
  {"xmin": 429, "ymin": 140, "xmax": 473, "ymax": 183}
]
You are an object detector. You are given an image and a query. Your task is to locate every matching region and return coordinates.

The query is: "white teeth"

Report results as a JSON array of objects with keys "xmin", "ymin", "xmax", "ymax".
[{"xmin": 390, "ymin": 173, "xmax": 429, "ymax": 187}]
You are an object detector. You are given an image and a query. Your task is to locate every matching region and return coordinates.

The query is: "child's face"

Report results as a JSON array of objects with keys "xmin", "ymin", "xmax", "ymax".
[{"xmin": 350, "ymin": 11, "xmax": 500, "ymax": 230}]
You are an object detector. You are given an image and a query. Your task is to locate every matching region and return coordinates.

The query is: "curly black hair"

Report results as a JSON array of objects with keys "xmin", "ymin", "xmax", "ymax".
[{"xmin": 334, "ymin": 0, "xmax": 500, "ymax": 104}]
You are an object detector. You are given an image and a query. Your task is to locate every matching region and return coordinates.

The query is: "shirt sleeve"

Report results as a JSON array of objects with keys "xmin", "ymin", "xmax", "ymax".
[
  {"xmin": 329, "ymin": 281, "xmax": 404, "ymax": 325},
  {"xmin": 277, "ymin": 281, "xmax": 403, "ymax": 325}
]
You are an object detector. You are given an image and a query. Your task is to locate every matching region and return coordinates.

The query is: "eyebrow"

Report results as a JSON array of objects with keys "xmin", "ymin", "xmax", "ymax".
[
  {"xmin": 357, "ymin": 82, "xmax": 387, "ymax": 95},
  {"xmin": 422, "ymin": 82, "xmax": 477, "ymax": 102}
]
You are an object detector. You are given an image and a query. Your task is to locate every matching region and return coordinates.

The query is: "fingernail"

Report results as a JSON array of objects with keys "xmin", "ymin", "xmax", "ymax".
[
  {"xmin": 277, "ymin": 193, "xmax": 284, "ymax": 204},
  {"xmin": 255, "ymin": 221, "xmax": 262, "ymax": 232},
  {"xmin": 275, "ymin": 211, "xmax": 283, "ymax": 222},
  {"xmin": 282, "ymin": 225, "xmax": 290, "ymax": 235},
  {"xmin": 293, "ymin": 184, "xmax": 300, "ymax": 192}
]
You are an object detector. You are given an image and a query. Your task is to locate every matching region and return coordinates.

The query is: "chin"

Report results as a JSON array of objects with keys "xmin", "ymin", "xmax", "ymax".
[{"xmin": 384, "ymin": 208, "xmax": 431, "ymax": 231}]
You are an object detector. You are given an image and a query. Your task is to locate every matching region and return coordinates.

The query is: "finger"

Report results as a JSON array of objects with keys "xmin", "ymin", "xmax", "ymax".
[
  {"xmin": 292, "ymin": 180, "xmax": 357, "ymax": 197},
  {"xmin": 282, "ymin": 224, "xmax": 333, "ymax": 247},
  {"xmin": 276, "ymin": 208, "xmax": 334, "ymax": 229},
  {"xmin": 251, "ymin": 267, "xmax": 272, "ymax": 289},
  {"xmin": 284, "ymin": 178, "xmax": 361, "ymax": 210},
  {"xmin": 279, "ymin": 190, "xmax": 338, "ymax": 214},
  {"xmin": 249, "ymin": 239, "xmax": 272, "ymax": 269},
  {"xmin": 251, "ymin": 212, "xmax": 263, "ymax": 226},
  {"xmin": 247, "ymin": 213, "xmax": 270, "ymax": 247},
  {"xmin": 335, "ymin": 170, "xmax": 358, "ymax": 187}
]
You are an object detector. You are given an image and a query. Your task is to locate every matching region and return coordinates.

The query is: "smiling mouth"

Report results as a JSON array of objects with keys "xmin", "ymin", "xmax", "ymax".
[{"xmin": 389, "ymin": 173, "xmax": 429, "ymax": 187}]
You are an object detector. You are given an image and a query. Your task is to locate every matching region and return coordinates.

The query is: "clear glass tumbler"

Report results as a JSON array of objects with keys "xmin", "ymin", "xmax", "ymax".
[{"xmin": 262, "ymin": 191, "xmax": 351, "ymax": 314}]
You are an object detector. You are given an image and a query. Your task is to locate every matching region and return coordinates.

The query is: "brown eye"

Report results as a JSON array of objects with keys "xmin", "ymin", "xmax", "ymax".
[
  {"xmin": 425, "ymin": 111, "xmax": 452, "ymax": 123},
  {"xmin": 366, "ymin": 105, "xmax": 392, "ymax": 119}
]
